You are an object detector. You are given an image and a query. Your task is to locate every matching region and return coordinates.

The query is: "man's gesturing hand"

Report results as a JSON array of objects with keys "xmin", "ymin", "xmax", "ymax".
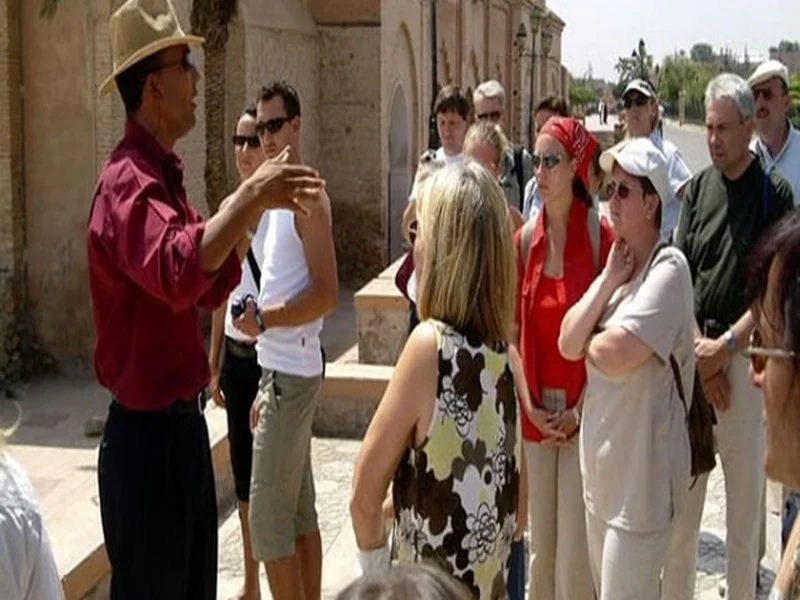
[{"xmin": 246, "ymin": 146, "xmax": 325, "ymax": 216}]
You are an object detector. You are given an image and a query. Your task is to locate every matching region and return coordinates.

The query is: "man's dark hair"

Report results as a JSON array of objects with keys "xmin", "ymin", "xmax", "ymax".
[
  {"xmin": 243, "ymin": 104, "xmax": 256, "ymax": 119},
  {"xmin": 115, "ymin": 51, "xmax": 165, "ymax": 115},
  {"xmin": 535, "ymin": 95, "xmax": 570, "ymax": 117},
  {"xmin": 259, "ymin": 80, "xmax": 301, "ymax": 119},
  {"xmin": 749, "ymin": 208, "xmax": 800, "ymax": 367},
  {"xmin": 433, "ymin": 85, "xmax": 473, "ymax": 121}
]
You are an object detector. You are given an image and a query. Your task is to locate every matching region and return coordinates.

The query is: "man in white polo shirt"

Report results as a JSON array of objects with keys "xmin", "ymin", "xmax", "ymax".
[{"xmin": 749, "ymin": 59, "xmax": 800, "ymax": 204}]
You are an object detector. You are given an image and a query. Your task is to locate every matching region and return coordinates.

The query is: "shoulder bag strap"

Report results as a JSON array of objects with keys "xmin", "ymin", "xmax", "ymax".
[
  {"xmin": 513, "ymin": 146, "xmax": 525, "ymax": 212},
  {"xmin": 669, "ymin": 354, "xmax": 689, "ymax": 419},
  {"xmin": 246, "ymin": 248, "xmax": 261, "ymax": 292},
  {"xmin": 586, "ymin": 207, "xmax": 601, "ymax": 275}
]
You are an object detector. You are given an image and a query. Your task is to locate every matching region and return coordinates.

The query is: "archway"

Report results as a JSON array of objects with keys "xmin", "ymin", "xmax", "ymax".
[{"xmin": 388, "ymin": 86, "xmax": 410, "ymax": 262}]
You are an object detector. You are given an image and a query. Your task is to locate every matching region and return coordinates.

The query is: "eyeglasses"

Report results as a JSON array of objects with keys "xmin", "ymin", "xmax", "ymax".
[
  {"xmin": 624, "ymin": 95, "xmax": 650, "ymax": 109},
  {"xmin": 752, "ymin": 87, "xmax": 782, "ymax": 102},
  {"xmin": 743, "ymin": 328, "xmax": 796, "ymax": 374},
  {"xmin": 532, "ymin": 153, "xmax": 562, "ymax": 170},
  {"xmin": 156, "ymin": 51, "xmax": 196, "ymax": 73},
  {"xmin": 256, "ymin": 116, "xmax": 292, "ymax": 136},
  {"xmin": 605, "ymin": 180, "xmax": 637, "ymax": 200},
  {"xmin": 232, "ymin": 135, "xmax": 260, "ymax": 149},
  {"xmin": 477, "ymin": 111, "xmax": 503, "ymax": 122}
]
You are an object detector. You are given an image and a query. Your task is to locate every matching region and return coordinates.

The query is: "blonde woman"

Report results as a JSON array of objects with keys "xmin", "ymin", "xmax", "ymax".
[
  {"xmin": 351, "ymin": 162, "xmax": 527, "ymax": 598},
  {"xmin": 463, "ymin": 120, "xmax": 525, "ymax": 231},
  {"xmin": 0, "ymin": 411, "xmax": 64, "ymax": 599}
]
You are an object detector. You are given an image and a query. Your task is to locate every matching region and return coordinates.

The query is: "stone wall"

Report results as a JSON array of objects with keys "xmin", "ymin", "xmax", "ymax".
[{"xmin": 318, "ymin": 26, "xmax": 383, "ymax": 287}]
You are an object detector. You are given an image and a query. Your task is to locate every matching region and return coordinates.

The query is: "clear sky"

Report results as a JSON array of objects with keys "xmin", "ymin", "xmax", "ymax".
[{"xmin": 547, "ymin": 0, "xmax": 799, "ymax": 81}]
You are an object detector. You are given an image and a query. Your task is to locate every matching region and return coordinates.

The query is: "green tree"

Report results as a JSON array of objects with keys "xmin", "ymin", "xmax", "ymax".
[
  {"xmin": 690, "ymin": 43, "xmax": 714, "ymax": 64},
  {"xmin": 777, "ymin": 40, "xmax": 800, "ymax": 53},
  {"xmin": 568, "ymin": 85, "xmax": 597, "ymax": 110},
  {"xmin": 790, "ymin": 73, "xmax": 800, "ymax": 129},
  {"xmin": 615, "ymin": 38, "xmax": 654, "ymax": 95}
]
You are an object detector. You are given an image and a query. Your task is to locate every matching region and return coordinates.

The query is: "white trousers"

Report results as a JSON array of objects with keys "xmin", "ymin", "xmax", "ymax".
[
  {"xmin": 586, "ymin": 510, "xmax": 672, "ymax": 600},
  {"xmin": 525, "ymin": 440, "xmax": 594, "ymax": 600},
  {"xmin": 663, "ymin": 355, "xmax": 765, "ymax": 600}
]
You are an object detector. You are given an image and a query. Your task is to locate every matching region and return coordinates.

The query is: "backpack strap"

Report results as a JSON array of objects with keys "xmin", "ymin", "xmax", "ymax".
[
  {"xmin": 246, "ymin": 248, "xmax": 262, "ymax": 291},
  {"xmin": 586, "ymin": 207, "xmax": 601, "ymax": 275},
  {"xmin": 513, "ymin": 146, "xmax": 525, "ymax": 212},
  {"xmin": 520, "ymin": 219, "xmax": 535, "ymax": 273}
]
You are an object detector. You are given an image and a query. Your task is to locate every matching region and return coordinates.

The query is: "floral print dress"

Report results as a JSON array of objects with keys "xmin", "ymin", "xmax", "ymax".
[{"xmin": 392, "ymin": 319, "xmax": 521, "ymax": 599}]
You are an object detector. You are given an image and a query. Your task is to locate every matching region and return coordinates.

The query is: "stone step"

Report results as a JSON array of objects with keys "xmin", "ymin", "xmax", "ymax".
[
  {"xmin": 354, "ymin": 258, "xmax": 409, "ymax": 367},
  {"xmin": 315, "ymin": 361, "xmax": 393, "ymax": 439}
]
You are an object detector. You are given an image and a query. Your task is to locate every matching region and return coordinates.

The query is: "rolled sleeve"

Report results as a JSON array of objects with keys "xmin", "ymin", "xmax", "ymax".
[
  {"xmin": 98, "ymin": 168, "xmax": 224, "ymax": 313},
  {"xmin": 197, "ymin": 246, "xmax": 243, "ymax": 311}
]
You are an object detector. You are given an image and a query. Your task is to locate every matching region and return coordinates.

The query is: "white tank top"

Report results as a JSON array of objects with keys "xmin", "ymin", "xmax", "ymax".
[
  {"xmin": 256, "ymin": 209, "xmax": 324, "ymax": 377},
  {"xmin": 224, "ymin": 212, "xmax": 268, "ymax": 343}
]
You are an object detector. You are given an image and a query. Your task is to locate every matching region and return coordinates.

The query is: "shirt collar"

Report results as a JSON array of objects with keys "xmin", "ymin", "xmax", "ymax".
[
  {"xmin": 124, "ymin": 118, "xmax": 183, "ymax": 173},
  {"xmin": 755, "ymin": 121, "xmax": 799, "ymax": 166}
]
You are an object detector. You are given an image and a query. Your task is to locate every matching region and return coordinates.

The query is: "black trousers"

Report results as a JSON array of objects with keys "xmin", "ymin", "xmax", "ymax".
[
  {"xmin": 219, "ymin": 338, "xmax": 261, "ymax": 503},
  {"xmin": 98, "ymin": 402, "xmax": 217, "ymax": 600}
]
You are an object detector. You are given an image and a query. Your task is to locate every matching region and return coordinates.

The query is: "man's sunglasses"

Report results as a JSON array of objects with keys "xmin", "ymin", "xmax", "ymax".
[
  {"xmin": 477, "ymin": 110, "xmax": 503, "ymax": 122},
  {"xmin": 605, "ymin": 180, "xmax": 638, "ymax": 200},
  {"xmin": 156, "ymin": 51, "xmax": 196, "ymax": 73},
  {"xmin": 256, "ymin": 116, "xmax": 292, "ymax": 136},
  {"xmin": 232, "ymin": 135, "xmax": 260, "ymax": 149},
  {"xmin": 531, "ymin": 153, "xmax": 562, "ymax": 170},
  {"xmin": 624, "ymin": 95, "xmax": 650, "ymax": 109},
  {"xmin": 752, "ymin": 87, "xmax": 783, "ymax": 102},
  {"xmin": 742, "ymin": 328, "xmax": 796, "ymax": 374}
]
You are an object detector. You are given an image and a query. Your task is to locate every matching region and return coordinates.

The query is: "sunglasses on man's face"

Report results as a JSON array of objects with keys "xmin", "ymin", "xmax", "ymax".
[
  {"xmin": 531, "ymin": 153, "xmax": 563, "ymax": 170},
  {"xmin": 232, "ymin": 135, "xmax": 260, "ymax": 149},
  {"xmin": 624, "ymin": 95, "xmax": 650, "ymax": 109},
  {"xmin": 156, "ymin": 50, "xmax": 196, "ymax": 73},
  {"xmin": 476, "ymin": 110, "xmax": 503, "ymax": 122},
  {"xmin": 605, "ymin": 180, "xmax": 638, "ymax": 200},
  {"xmin": 256, "ymin": 116, "xmax": 292, "ymax": 136},
  {"xmin": 743, "ymin": 328, "xmax": 797, "ymax": 374},
  {"xmin": 752, "ymin": 87, "xmax": 782, "ymax": 102}
]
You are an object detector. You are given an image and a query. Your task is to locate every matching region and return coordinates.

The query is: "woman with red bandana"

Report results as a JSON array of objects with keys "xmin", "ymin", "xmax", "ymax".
[{"xmin": 513, "ymin": 117, "xmax": 612, "ymax": 599}]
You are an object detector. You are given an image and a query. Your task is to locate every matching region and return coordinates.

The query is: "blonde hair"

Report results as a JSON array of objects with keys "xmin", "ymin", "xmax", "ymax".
[
  {"xmin": 463, "ymin": 121, "xmax": 510, "ymax": 170},
  {"xmin": 415, "ymin": 162, "xmax": 516, "ymax": 344}
]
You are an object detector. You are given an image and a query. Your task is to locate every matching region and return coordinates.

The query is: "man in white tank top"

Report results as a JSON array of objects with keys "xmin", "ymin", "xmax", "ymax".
[{"xmin": 234, "ymin": 81, "xmax": 338, "ymax": 600}]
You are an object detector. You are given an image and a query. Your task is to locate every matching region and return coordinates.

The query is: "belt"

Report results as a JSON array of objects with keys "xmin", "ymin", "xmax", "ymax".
[
  {"xmin": 112, "ymin": 389, "xmax": 207, "ymax": 415},
  {"xmin": 225, "ymin": 336, "xmax": 257, "ymax": 360}
]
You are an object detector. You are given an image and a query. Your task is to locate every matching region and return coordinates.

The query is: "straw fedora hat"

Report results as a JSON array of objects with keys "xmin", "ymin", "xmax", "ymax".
[{"xmin": 99, "ymin": 0, "xmax": 204, "ymax": 96}]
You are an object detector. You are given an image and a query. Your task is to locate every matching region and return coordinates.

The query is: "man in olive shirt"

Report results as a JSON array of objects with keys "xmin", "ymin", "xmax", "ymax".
[{"xmin": 668, "ymin": 74, "xmax": 794, "ymax": 600}]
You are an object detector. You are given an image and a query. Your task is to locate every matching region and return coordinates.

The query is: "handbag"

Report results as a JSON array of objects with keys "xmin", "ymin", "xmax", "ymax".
[{"xmin": 669, "ymin": 355, "xmax": 717, "ymax": 486}]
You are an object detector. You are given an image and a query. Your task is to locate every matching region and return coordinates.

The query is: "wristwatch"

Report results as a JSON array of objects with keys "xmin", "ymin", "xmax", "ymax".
[{"xmin": 723, "ymin": 329, "xmax": 736, "ymax": 353}]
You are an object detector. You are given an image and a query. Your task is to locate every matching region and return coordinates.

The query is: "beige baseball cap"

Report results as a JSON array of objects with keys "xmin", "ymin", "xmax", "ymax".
[{"xmin": 600, "ymin": 137, "xmax": 671, "ymax": 205}]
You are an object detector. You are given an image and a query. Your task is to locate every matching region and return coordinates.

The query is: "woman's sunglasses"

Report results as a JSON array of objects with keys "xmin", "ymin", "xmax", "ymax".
[
  {"xmin": 743, "ymin": 328, "xmax": 796, "ymax": 374},
  {"xmin": 624, "ymin": 95, "xmax": 650, "ymax": 109},
  {"xmin": 232, "ymin": 135, "xmax": 260, "ymax": 149},
  {"xmin": 605, "ymin": 180, "xmax": 636, "ymax": 200},
  {"xmin": 256, "ymin": 116, "xmax": 292, "ymax": 136},
  {"xmin": 531, "ymin": 153, "xmax": 562, "ymax": 170}
]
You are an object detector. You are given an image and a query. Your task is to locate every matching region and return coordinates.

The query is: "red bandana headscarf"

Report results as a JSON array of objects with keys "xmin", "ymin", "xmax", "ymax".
[{"xmin": 539, "ymin": 117, "xmax": 599, "ymax": 190}]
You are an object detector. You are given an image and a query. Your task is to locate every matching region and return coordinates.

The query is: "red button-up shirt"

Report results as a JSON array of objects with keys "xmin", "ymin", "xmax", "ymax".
[
  {"xmin": 87, "ymin": 119, "xmax": 242, "ymax": 410},
  {"xmin": 515, "ymin": 200, "xmax": 614, "ymax": 441}
]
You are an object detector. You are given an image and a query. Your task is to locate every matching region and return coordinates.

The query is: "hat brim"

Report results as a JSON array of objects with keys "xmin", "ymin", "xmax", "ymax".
[
  {"xmin": 99, "ymin": 34, "xmax": 205, "ymax": 96},
  {"xmin": 748, "ymin": 72, "xmax": 790, "ymax": 90}
]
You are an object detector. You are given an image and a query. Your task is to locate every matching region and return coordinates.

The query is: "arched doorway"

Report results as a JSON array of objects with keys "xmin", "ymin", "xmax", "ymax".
[{"xmin": 388, "ymin": 86, "xmax": 410, "ymax": 262}]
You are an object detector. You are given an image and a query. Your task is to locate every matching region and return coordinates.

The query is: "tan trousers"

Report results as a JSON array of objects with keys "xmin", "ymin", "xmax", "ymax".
[
  {"xmin": 663, "ymin": 355, "xmax": 765, "ymax": 600},
  {"xmin": 586, "ymin": 510, "xmax": 672, "ymax": 600},
  {"xmin": 525, "ymin": 439, "xmax": 594, "ymax": 600}
]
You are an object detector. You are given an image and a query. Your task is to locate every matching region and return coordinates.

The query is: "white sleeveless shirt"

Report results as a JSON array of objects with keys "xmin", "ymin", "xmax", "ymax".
[{"xmin": 256, "ymin": 209, "xmax": 324, "ymax": 377}]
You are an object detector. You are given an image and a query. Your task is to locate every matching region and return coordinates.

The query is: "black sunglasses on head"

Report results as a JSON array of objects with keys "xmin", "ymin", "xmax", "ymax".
[
  {"xmin": 232, "ymin": 135, "xmax": 260, "ymax": 149},
  {"xmin": 256, "ymin": 116, "xmax": 292, "ymax": 136}
]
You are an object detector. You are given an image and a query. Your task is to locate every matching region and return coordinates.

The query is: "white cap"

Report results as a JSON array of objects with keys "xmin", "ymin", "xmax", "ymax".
[
  {"xmin": 623, "ymin": 78, "xmax": 656, "ymax": 99},
  {"xmin": 600, "ymin": 138, "xmax": 671, "ymax": 206},
  {"xmin": 748, "ymin": 59, "xmax": 790, "ymax": 90}
]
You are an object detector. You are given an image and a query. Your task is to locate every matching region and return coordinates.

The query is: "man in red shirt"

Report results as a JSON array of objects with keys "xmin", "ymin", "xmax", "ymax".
[{"xmin": 86, "ymin": 1, "xmax": 324, "ymax": 598}]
